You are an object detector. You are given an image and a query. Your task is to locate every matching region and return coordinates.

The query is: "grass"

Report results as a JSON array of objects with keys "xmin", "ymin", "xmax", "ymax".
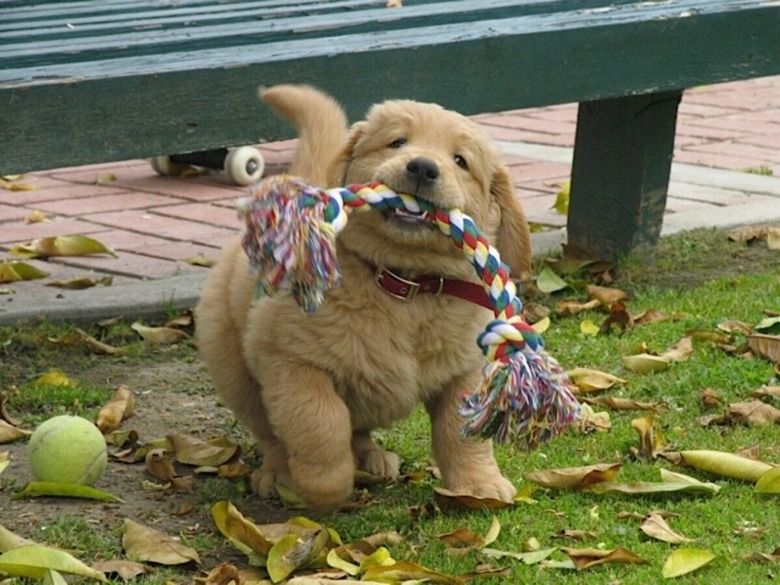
[{"xmin": 0, "ymin": 227, "xmax": 778, "ymax": 584}]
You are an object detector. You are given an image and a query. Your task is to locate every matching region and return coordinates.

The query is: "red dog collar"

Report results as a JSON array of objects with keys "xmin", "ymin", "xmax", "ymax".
[{"xmin": 374, "ymin": 266, "xmax": 492, "ymax": 310}]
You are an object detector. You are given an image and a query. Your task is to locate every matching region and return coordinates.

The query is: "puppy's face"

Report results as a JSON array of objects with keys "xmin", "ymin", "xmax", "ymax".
[{"xmin": 329, "ymin": 100, "xmax": 532, "ymax": 276}]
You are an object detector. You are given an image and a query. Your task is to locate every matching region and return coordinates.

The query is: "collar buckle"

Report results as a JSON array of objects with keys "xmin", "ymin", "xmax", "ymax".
[{"xmin": 375, "ymin": 266, "xmax": 422, "ymax": 301}]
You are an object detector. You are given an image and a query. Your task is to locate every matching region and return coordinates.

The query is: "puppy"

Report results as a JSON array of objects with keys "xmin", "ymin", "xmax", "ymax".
[{"xmin": 196, "ymin": 85, "xmax": 533, "ymax": 511}]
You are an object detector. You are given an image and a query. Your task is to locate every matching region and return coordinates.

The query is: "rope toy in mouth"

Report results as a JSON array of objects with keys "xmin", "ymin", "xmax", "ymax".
[{"xmin": 237, "ymin": 175, "xmax": 580, "ymax": 449}]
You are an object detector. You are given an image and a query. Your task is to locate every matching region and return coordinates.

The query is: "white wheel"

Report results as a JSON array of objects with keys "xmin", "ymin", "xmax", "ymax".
[
  {"xmin": 150, "ymin": 156, "xmax": 188, "ymax": 176},
  {"xmin": 224, "ymin": 147, "xmax": 264, "ymax": 186}
]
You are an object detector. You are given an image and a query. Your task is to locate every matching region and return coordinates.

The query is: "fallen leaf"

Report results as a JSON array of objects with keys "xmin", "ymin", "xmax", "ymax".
[
  {"xmin": 75, "ymin": 327, "xmax": 123, "ymax": 355},
  {"xmin": 750, "ymin": 385, "xmax": 780, "ymax": 400},
  {"xmin": 590, "ymin": 469, "xmax": 720, "ymax": 496},
  {"xmin": 567, "ymin": 368, "xmax": 627, "ymax": 393},
  {"xmin": 599, "ymin": 301, "xmax": 634, "ymax": 334},
  {"xmin": 183, "ymin": 254, "xmax": 217, "ymax": 267},
  {"xmin": 662, "ymin": 548, "xmax": 716, "ymax": 578},
  {"xmin": 24, "ymin": 210, "xmax": 51, "ymax": 224},
  {"xmin": 557, "ymin": 298, "xmax": 601, "ymax": 316},
  {"xmin": 661, "ymin": 336, "xmax": 694, "ymax": 362},
  {"xmin": 727, "ymin": 400, "xmax": 780, "ymax": 425},
  {"xmin": 91, "ymin": 560, "xmax": 152, "ymax": 580},
  {"xmin": 96, "ymin": 385, "xmax": 136, "ymax": 433},
  {"xmin": 679, "ymin": 450, "xmax": 775, "ymax": 482},
  {"xmin": 582, "ymin": 396, "xmax": 668, "ymax": 413},
  {"xmin": 747, "ymin": 334, "xmax": 780, "ymax": 363},
  {"xmin": 744, "ymin": 548, "xmax": 780, "ymax": 563},
  {"xmin": 0, "ymin": 524, "xmax": 36, "ymax": 553},
  {"xmin": 631, "ymin": 414, "xmax": 665, "ymax": 460},
  {"xmin": 362, "ymin": 561, "xmax": 462, "ymax": 584},
  {"xmin": 267, "ymin": 529, "xmax": 331, "ymax": 583},
  {"xmin": 685, "ymin": 328, "xmax": 733, "ymax": 345},
  {"xmin": 0, "ymin": 261, "xmax": 49, "ymax": 284},
  {"xmin": 145, "ymin": 448, "xmax": 176, "ymax": 482},
  {"xmin": 45, "ymin": 276, "xmax": 113, "ymax": 290},
  {"xmin": 622, "ymin": 353, "xmax": 670, "ymax": 373},
  {"xmin": 168, "ymin": 434, "xmax": 239, "ymax": 467},
  {"xmin": 211, "ymin": 500, "xmax": 275, "ymax": 559},
  {"xmin": 634, "ymin": 308, "xmax": 674, "ymax": 325},
  {"xmin": 0, "ymin": 420, "xmax": 31, "ymax": 444},
  {"xmin": 728, "ymin": 225, "xmax": 768, "ymax": 244},
  {"xmin": 13, "ymin": 481, "xmax": 124, "ymax": 503},
  {"xmin": 640, "ymin": 513, "xmax": 693, "ymax": 543},
  {"xmin": 575, "ymin": 404, "xmax": 611, "ymax": 434},
  {"xmin": 0, "ymin": 544, "xmax": 106, "ymax": 581},
  {"xmin": 433, "ymin": 487, "xmax": 513, "ymax": 513},
  {"xmin": 524, "ymin": 463, "xmax": 621, "ymax": 490},
  {"xmin": 536, "ymin": 265, "xmax": 569, "ymax": 294},
  {"xmin": 122, "ymin": 519, "xmax": 200, "ymax": 565},
  {"xmin": 480, "ymin": 547, "xmax": 557, "ymax": 565},
  {"xmin": 718, "ymin": 319, "xmax": 754, "ymax": 335},
  {"xmin": 579, "ymin": 319, "xmax": 600, "ymax": 336},
  {"xmin": 560, "ymin": 546, "xmax": 647, "ymax": 570},
  {"xmin": 586, "ymin": 285, "xmax": 628, "ymax": 307},
  {"xmin": 700, "ymin": 388, "xmax": 725, "ymax": 408},
  {"xmin": 131, "ymin": 322, "xmax": 190, "ymax": 344},
  {"xmin": 551, "ymin": 180, "xmax": 569, "ymax": 215},
  {"xmin": 11, "ymin": 235, "xmax": 116, "ymax": 259},
  {"xmin": 552, "ymin": 529, "xmax": 597, "ymax": 542},
  {"xmin": 755, "ymin": 467, "xmax": 780, "ymax": 493},
  {"xmin": 34, "ymin": 370, "xmax": 77, "ymax": 387},
  {"xmin": 768, "ymin": 226, "xmax": 780, "ymax": 249}
]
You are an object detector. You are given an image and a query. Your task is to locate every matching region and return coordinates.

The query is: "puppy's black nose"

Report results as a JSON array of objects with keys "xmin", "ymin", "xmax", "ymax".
[{"xmin": 406, "ymin": 157, "xmax": 440, "ymax": 184}]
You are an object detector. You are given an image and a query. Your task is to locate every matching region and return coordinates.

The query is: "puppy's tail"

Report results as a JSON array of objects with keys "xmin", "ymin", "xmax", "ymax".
[{"xmin": 260, "ymin": 85, "xmax": 348, "ymax": 187}]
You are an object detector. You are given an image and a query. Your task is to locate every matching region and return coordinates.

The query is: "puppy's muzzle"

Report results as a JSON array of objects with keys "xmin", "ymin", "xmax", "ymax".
[{"xmin": 406, "ymin": 157, "xmax": 440, "ymax": 187}]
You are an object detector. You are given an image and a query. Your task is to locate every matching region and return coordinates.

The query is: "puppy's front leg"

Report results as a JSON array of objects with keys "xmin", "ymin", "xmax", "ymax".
[
  {"xmin": 425, "ymin": 373, "xmax": 517, "ymax": 502},
  {"xmin": 260, "ymin": 364, "xmax": 355, "ymax": 512}
]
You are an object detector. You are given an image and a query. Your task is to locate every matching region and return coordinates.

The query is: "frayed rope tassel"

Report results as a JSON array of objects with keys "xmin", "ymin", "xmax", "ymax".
[{"xmin": 237, "ymin": 175, "xmax": 580, "ymax": 449}]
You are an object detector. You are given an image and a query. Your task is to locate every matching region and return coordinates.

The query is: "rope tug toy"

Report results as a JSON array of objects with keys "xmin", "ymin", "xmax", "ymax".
[{"xmin": 237, "ymin": 175, "xmax": 580, "ymax": 449}]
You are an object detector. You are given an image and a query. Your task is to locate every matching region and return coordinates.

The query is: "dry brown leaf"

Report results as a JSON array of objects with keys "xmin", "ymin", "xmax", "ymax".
[
  {"xmin": 567, "ymin": 368, "xmax": 626, "ymax": 393},
  {"xmin": 727, "ymin": 400, "xmax": 780, "ymax": 425},
  {"xmin": 622, "ymin": 353, "xmax": 670, "ymax": 373},
  {"xmin": 122, "ymin": 519, "xmax": 200, "ymax": 565},
  {"xmin": 686, "ymin": 328, "xmax": 733, "ymax": 345},
  {"xmin": 145, "ymin": 448, "xmax": 176, "ymax": 482},
  {"xmin": 96, "ymin": 385, "xmax": 136, "ymax": 433},
  {"xmin": 386, "ymin": 0, "xmax": 402, "ymax": 7},
  {"xmin": 630, "ymin": 414, "xmax": 665, "ymax": 460},
  {"xmin": 91, "ymin": 559, "xmax": 152, "ymax": 580},
  {"xmin": 561, "ymin": 546, "xmax": 647, "ymax": 570},
  {"xmin": 557, "ymin": 298, "xmax": 601, "ymax": 316},
  {"xmin": 183, "ymin": 254, "xmax": 217, "ymax": 268},
  {"xmin": 168, "ymin": 434, "xmax": 239, "ymax": 467},
  {"xmin": 640, "ymin": 513, "xmax": 693, "ymax": 544},
  {"xmin": 747, "ymin": 334, "xmax": 780, "ymax": 363},
  {"xmin": 661, "ymin": 336, "xmax": 694, "ymax": 362},
  {"xmin": 599, "ymin": 301, "xmax": 634, "ymax": 334},
  {"xmin": 768, "ymin": 226, "xmax": 780, "ymax": 250},
  {"xmin": 524, "ymin": 463, "xmax": 620, "ymax": 490},
  {"xmin": 727, "ymin": 225, "xmax": 768, "ymax": 243},
  {"xmin": 745, "ymin": 548, "xmax": 780, "ymax": 563},
  {"xmin": 131, "ymin": 322, "xmax": 190, "ymax": 345},
  {"xmin": 552, "ymin": 529, "xmax": 597, "ymax": 542},
  {"xmin": 575, "ymin": 404, "xmax": 611, "ymax": 434},
  {"xmin": 522, "ymin": 302, "xmax": 551, "ymax": 324},
  {"xmin": 75, "ymin": 327, "xmax": 122, "ymax": 355},
  {"xmin": 582, "ymin": 396, "xmax": 668, "ymax": 413},
  {"xmin": 586, "ymin": 285, "xmax": 628, "ymax": 307},
  {"xmin": 0, "ymin": 393, "xmax": 21, "ymax": 427},
  {"xmin": 433, "ymin": 487, "xmax": 513, "ymax": 513},
  {"xmin": 633, "ymin": 308, "xmax": 674, "ymax": 325},
  {"xmin": 700, "ymin": 388, "xmax": 725, "ymax": 409},
  {"xmin": 751, "ymin": 385, "xmax": 780, "ymax": 400},
  {"xmin": 717, "ymin": 319, "xmax": 753, "ymax": 335},
  {"xmin": 0, "ymin": 419, "xmax": 32, "ymax": 444}
]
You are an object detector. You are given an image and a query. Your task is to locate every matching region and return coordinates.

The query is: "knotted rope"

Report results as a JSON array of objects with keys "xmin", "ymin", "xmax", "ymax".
[{"xmin": 237, "ymin": 175, "xmax": 580, "ymax": 448}]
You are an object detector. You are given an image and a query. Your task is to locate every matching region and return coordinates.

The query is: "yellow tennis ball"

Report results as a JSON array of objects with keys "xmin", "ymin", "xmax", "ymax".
[{"xmin": 28, "ymin": 415, "xmax": 108, "ymax": 485}]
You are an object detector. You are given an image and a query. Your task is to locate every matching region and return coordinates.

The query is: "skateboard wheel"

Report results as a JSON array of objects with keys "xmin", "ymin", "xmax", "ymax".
[
  {"xmin": 224, "ymin": 147, "xmax": 264, "ymax": 186},
  {"xmin": 150, "ymin": 156, "xmax": 189, "ymax": 176}
]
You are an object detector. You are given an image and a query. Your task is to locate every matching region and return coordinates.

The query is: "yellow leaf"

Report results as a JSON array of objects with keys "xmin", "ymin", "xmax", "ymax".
[
  {"xmin": 622, "ymin": 353, "xmax": 670, "ymax": 373},
  {"xmin": 168, "ymin": 434, "xmax": 238, "ymax": 467},
  {"xmin": 211, "ymin": 501, "xmax": 274, "ymax": 558},
  {"xmin": 662, "ymin": 548, "xmax": 716, "ymax": 578},
  {"xmin": 661, "ymin": 336, "xmax": 694, "ymax": 362},
  {"xmin": 131, "ymin": 322, "xmax": 190, "ymax": 344},
  {"xmin": 0, "ymin": 524, "xmax": 36, "ymax": 553},
  {"xmin": 266, "ymin": 529, "xmax": 330, "ymax": 583},
  {"xmin": 567, "ymin": 368, "xmax": 627, "ymax": 392},
  {"xmin": 11, "ymin": 235, "xmax": 116, "ymax": 259},
  {"xmin": 96, "ymin": 385, "xmax": 135, "ymax": 433},
  {"xmin": 551, "ymin": 180, "xmax": 570, "ymax": 215},
  {"xmin": 640, "ymin": 513, "xmax": 694, "ymax": 544},
  {"xmin": 433, "ymin": 487, "xmax": 513, "ymax": 513},
  {"xmin": 755, "ymin": 467, "xmax": 780, "ymax": 493},
  {"xmin": 561, "ymin": 546, "xmax": 647, "ymax": 570},
  {"xmin": 680, "ymin": 450, "xmax": 775, "ymax": 482},
  {"xmin": 34, "ymin": 370, "xmax": 77, "ymax": 387},
  {"xmin": 531, "ymin": 316, "xmax": 550, "ymax": 334},
  {"xmin": 579, "ymin": 319, "xmax": 599, "ymax": 336},
  {"xmin": 0, "ymin": 544, "xmax": 106, "ymax": 580},
  {"xmin": 25, "ymin": 210, "xmax": 51, "ymax": 224}
]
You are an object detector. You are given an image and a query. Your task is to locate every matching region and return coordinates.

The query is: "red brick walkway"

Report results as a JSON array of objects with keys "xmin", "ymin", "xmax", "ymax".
[{"xmin": 1, "ymin": 76, "xmax": 778, "ymax": 321}]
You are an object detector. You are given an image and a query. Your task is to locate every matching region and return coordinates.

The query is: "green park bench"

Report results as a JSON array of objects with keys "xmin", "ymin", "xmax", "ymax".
[{"xmin": 1, "ymin": 0, "xmax": 779, "ymax": 261}]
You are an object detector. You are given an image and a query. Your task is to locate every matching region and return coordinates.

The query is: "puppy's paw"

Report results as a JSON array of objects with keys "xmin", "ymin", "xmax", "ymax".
[
  {"xmin": 290, "ymin": 454, "xmax": 356, "ymax": 513},
  {"xmin": 446, "ymin": 471, "xmax": 517, "ymax": 503},
  {"xmin": 250, "ymin": 459, "xmax": 292, "ymax": 497},
  {"xmin": 356, "ymin": 446, "xmax": 401, "ymax": 479}
]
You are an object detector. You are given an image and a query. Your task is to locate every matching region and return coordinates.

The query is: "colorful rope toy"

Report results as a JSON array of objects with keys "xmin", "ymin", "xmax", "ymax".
[{"xmin": 237, "ymin": 175, "xmax": 581, "ymax": 449}]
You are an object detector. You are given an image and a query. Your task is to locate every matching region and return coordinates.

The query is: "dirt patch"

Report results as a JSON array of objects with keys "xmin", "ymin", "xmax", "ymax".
[{"xmin": 0, "ymin": 356, "xmax": 298, "ymax": 572}]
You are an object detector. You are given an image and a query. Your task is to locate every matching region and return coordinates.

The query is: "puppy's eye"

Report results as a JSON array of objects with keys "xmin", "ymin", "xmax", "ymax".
[
  {"xmin": 454, "ymin": 154, "xmax": 468, "ymax": 170},
  {"xmin": 388, "ymin": 138, "xmax": 407, "ymax": 149}
]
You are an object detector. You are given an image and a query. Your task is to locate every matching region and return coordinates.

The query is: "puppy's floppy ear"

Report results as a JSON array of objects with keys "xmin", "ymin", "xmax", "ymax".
[
  {"xmin": 326, "ymin": 121, "xmax": 367, "ymax": 187},
  {"xmin": 491, "ymin": 165, "xmax": 533, "ymax": 282}
]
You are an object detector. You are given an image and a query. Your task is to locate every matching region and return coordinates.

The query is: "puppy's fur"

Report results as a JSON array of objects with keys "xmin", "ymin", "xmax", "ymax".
[{"xmin": 196, "ymin": 85, "xmax": 532, "ymax": 510}]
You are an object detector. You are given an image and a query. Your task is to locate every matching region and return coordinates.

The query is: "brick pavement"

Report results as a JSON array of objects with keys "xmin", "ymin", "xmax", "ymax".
[{"xmin": 1, "ymin": 76, "xmax": 779, "ymax": 323}]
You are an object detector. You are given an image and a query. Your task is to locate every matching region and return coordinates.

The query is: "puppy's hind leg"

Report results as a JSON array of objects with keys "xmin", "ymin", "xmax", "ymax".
[{"xmin": 425, "ymin": 372, "xmax": 517, "ymax": 502}]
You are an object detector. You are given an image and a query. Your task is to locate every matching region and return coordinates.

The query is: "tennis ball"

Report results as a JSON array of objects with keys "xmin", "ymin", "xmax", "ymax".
[{"xmin": 28, "ymin": 415, "xmax": 108, "ymax": 485}]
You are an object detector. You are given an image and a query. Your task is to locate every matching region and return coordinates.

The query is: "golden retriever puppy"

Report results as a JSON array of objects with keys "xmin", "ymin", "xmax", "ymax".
[{"xmin": 196, "ymin": 85, "xmax": 533, "ymax": 511}]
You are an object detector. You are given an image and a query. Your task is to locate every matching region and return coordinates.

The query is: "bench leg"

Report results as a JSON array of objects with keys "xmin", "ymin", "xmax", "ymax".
[{"xmin": 566, "ymin": 90, "xmax": 683, "ymax": 261}]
